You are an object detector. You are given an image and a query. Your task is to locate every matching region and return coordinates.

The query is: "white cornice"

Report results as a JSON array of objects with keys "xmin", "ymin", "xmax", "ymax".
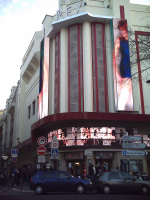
[{"xmin": 46, "ymin": 12, "xmax": 114, "ymax": 38}]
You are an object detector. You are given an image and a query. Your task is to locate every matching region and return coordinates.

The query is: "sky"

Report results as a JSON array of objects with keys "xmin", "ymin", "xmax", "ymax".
[{"xmin": 0, "ymin": 0, "xmax": 150, "ymax": 110}]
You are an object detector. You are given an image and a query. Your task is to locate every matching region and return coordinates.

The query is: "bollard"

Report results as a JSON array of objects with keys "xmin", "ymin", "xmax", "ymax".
[{"xmin": 20, "ymin": 179, "xmax": 22, "ymax": 191}]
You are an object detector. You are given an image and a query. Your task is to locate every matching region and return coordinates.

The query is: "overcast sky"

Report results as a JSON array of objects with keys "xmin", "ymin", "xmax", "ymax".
[{"xmin": 0, "ymin": 0, "xmax": 150, "ymax": 110}]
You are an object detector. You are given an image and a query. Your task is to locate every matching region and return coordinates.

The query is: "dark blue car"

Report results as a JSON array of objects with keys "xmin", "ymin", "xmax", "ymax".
[{"xmin": 30, "ymin": 170, "xmax": 93, "ymax": 195}]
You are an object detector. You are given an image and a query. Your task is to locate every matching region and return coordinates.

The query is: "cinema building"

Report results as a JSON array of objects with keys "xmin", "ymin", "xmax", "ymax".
[{"xmin": 1, "ymin": 0, "xmax": 150, "ymax": 177}]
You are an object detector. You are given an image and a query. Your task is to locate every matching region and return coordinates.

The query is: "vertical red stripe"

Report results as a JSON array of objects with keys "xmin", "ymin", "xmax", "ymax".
[
  {"xmin": 57, "ymin": 33, "xmax": 60, "ymax": 113},
  {"xmin": 94, "ymin": 23, "xmax": 99, "ymax": 112},
  {"xmin": 102, "ymin": 24, "xmax": 108, "ymax": 113},
  {"xmin": 91, "ymin": 24, "xmax": 95, "ymax": 111},
  {"xmin": 120, "ymin": 6, "xmax": 125, "ymax": 20},
  {"xmin": 54, "ymin": 35, "xmax": 57, "ymax": 114},
  {"xmin": 81, "ymin": 25, "xmax": 84, "ymax": 112},
  {"xmin": 68, "ymin": 27, "xmax": 71, "ymax": 112},
  {"xmin": 77, "ymin": 25, "xmax": 81, "ymax": 112}
]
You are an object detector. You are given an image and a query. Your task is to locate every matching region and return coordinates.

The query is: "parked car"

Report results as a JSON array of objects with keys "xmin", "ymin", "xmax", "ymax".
[
  {"xmin": 96, "ymin": 171, "xmax": 150, "ymax": 195},
  {"xmin": 30, "ymin": 170, "xmax": 93, "ymax": 195}
]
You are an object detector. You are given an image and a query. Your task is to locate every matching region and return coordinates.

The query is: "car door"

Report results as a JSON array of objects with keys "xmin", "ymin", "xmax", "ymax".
[
  {"xmin": 120, "ymin": 172, "xmax": 137, "ymax": 191},
  {"xmin": 107, "ymin": 172, "xmax": 123, "ymax": 191},
  {"xmin": 56, "ymin": 171, "xmax": 75, "ymax": 192},
  {"xmin": 41, "ymin": 171, "xmax": 57, "ymax": 192}
]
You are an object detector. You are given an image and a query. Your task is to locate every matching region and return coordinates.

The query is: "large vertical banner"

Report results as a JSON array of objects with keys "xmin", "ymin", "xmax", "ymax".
[
  {"xmin": 38, "ymin": 37, "xmax": 49, "ymax": 119},
  {"xmin": 112, "ymin": 19, "xmax": 133, "ymax": 111}
]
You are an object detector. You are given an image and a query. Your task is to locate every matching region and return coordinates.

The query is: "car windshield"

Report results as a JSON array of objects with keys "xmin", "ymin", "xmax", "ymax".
[
  {"xmin": 41, "ymin": 171, "xmax": 55, "ymax": 179},
  {"xmin": 120, "ymin": 172, "xmax": 134, "ymax": 180},
  {"xmin": 108, "ymin": 172, "xmax": 121, "ymax": 179}
]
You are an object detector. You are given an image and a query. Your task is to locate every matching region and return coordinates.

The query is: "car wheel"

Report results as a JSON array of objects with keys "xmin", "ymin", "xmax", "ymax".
[
  {"xmin": 34, "ymin": 184, "xmax": 44, "ymax": 195},
  {"xmin": 76, "ymin": 184, "xmax": 85, "ymax": 194},
  {"xmin": 141, "ymin": 186, "xmax": 148, "ymax": 195},
  {"xmin": 103, "ymin": 185, "xmax": 111, "ymax": 194}
]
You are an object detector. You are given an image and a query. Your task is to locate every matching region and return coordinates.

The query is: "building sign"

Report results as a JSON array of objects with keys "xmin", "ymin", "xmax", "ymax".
[
  {"xmin": 111, "ymin": 18, "xmax": 133, "ymax": 111},
  {"xmin": 47, "ymin": 127, "xmax": 139, "ymax": 147},
  {"xmin": 95, "ymin": 152, "xmax": 113, "ymax": 159},
  {"xmin": 84, "ymin": 150, "xmax": 93, "ymax": 156},
  {"xmin": 122, "ymin": 150, "xmax": 148, "ymax": 156},
  {"xmin": 122, "ymin": 143, "xmax": 146, "ymax": 149},
  {"xmin": 56, "ymin": 2, "xmax": 82, "ymax": 20},
  {"xmin": 122, "ymin": 136, "xmax": 142, "ymax": 142}
]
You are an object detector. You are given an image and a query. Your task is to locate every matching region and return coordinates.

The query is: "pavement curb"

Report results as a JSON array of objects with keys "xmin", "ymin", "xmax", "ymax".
[{"xmin": 11, "ymin": 188, "xmax": 34, "ymax": 193}]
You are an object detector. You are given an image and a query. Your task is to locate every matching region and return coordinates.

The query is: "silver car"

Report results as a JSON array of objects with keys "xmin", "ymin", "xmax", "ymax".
[{"xmin": 97, "ymin": 171, "xmax": 150, "ymax": 195}]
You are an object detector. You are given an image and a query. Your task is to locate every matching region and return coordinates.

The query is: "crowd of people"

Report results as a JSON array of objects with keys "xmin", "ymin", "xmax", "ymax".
[{"xmin": 0, "ymin": 165, "xmax": 54, "ymax": 188}]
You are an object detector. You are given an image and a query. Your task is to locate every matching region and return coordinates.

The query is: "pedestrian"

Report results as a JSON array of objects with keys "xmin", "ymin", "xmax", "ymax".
[{"xmin": 26, "ymin": 165, "xmax": 31, "ymax": 185}]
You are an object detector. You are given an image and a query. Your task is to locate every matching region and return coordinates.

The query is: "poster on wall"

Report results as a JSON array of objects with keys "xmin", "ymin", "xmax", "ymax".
[
  {"xmin": 38, "ymin": 37, "xmax": 50, "ymax": 119},
  {"xmin": 111, "ymin": 18, "xmax": 133, "ymax": 111}
]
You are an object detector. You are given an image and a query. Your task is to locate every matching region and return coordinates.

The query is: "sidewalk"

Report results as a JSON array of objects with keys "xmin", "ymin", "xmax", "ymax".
[{"xmin": 5, "ymin": 183, "xmax": 34, "ymax": 193}]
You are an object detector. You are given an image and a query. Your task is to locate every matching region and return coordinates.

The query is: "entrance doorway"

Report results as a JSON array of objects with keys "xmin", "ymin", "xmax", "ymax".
[
  {"xmin": 67, "ymin": 160, "xmax": 84, "ymax": 178},
  {"xmin": 95, "ymin": 159, "xmax": 112, "ymax": 172}
]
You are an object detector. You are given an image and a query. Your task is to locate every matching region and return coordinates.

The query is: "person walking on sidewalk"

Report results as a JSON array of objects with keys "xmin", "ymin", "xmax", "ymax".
[{"xmin": 26, "ymin": 165, "xmax": 32, "ymax": 185}]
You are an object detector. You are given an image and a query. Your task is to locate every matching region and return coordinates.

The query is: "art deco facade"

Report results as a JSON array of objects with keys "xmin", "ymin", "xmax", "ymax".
[{"xmin": 1, "ymin": 0, "xmax": 150, "ymax": 177}]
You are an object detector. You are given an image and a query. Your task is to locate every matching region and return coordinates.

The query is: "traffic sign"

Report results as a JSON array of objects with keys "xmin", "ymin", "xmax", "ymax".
[
  {"xmin": 37, "ymin": 146, "xmax": 47, "ymax": 156},
  {"xmin": 122, "ymin": 143, "xmax": 146, "ymax": 149},
  {"xmin": 51, "ymin": 149, "xmax": 58, "ymax": 156},
  {"xmin": 11, "ymin": 149, "xmax": 18, "ymax": 157},
  {"xmin": 51, "ymin": 149, "xmax": 58, "ymax": 159},
  {"xmin": 51, "ymin": 139, "xmax": 58, "ymax": 148},
  {"xmin": 38, "ymin": 156, "xmax": 45, "ymax": 163},
  {"xmin": 37, "ymin": 136, "xmax": 47, "ymax": 146},
  {"xmin": 12, "ymin": 157, "xmax": 17, "ymax": 163},
  {"xmin": 122, "ymin": 150, "xmax": 148, "ymax": 156},
  {"xmin": 122, "ymin": 136, "xmax": 142, "ymax": 142}
]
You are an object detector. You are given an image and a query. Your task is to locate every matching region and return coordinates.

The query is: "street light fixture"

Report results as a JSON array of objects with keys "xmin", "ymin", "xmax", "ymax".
[{"xmin": 146, "ymin": 80, "xmax": 150, "ymax": 86}]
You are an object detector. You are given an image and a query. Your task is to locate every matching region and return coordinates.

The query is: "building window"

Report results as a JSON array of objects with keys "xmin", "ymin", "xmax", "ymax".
[
  {"xmin": 68, "ymin": 24, "xmax": 84, "ymax": 112},
  {"xmin": 91, "ymin": 22, "xmax": 107, "ymax": 112},
  {"xmin": 32, "ymin": 100, "xmax": 35, "ymax": 115},
  {"xmin": 54, "ymin": 32, "xmax": 60, "ymax": 114},
  {"xmin": 28, "ymin": 105, "xmax": 31, "ymax": 119},
  {"xmin": 37, "ymin": 96, "xmax": 39, "ymax": 112}
]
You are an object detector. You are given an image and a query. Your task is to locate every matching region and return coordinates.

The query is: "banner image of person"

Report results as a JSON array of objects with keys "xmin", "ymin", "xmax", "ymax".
[
  {"xmin": 38, "ymin": 37, "xmax": 49, "ymax": 119},
  {"xmin": 111, "ymin": 18, "xmax": 133, "ymax": 111}
]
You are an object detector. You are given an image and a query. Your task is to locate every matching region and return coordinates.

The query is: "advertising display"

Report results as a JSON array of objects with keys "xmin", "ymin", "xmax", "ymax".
[
  {"xmin": 112, "ymin": 18, "xmax": 133, "ymax": 111},
  {"xmin": 38, "ymin": 37, "xmax": 49, "ymax": 119},
  {"xmin": 47, "ymin": 127, "xmax": 140, "ymax": 147}
]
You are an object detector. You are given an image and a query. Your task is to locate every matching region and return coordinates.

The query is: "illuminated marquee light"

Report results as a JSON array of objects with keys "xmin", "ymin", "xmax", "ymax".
[
  {"xmin": 38, "ymin": 37, "xmax": 50, "ymax": 119},
  {"xmin": 47, "ymin": 127, "xmax": 139, "ymax": 147},
  {"xmin": 111, "ymin": 18, "xmax": 134, "ymax": 111}
]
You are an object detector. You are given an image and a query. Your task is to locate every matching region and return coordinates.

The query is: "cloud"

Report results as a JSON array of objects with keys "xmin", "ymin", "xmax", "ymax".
[
  {"xmin": 2, "ymin": 8, "xmax": 10, "ymax": 14},
  {"xmin": 12, "ymin": 0, "xmax": 21, "ymax": 4},
  {"xmin": 22, "ymin": 1, "xmax": 28, "ymax": 7},
  {"xmin": 0, "ymin": 0, "xmax": 58, "ymax": 109}
]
